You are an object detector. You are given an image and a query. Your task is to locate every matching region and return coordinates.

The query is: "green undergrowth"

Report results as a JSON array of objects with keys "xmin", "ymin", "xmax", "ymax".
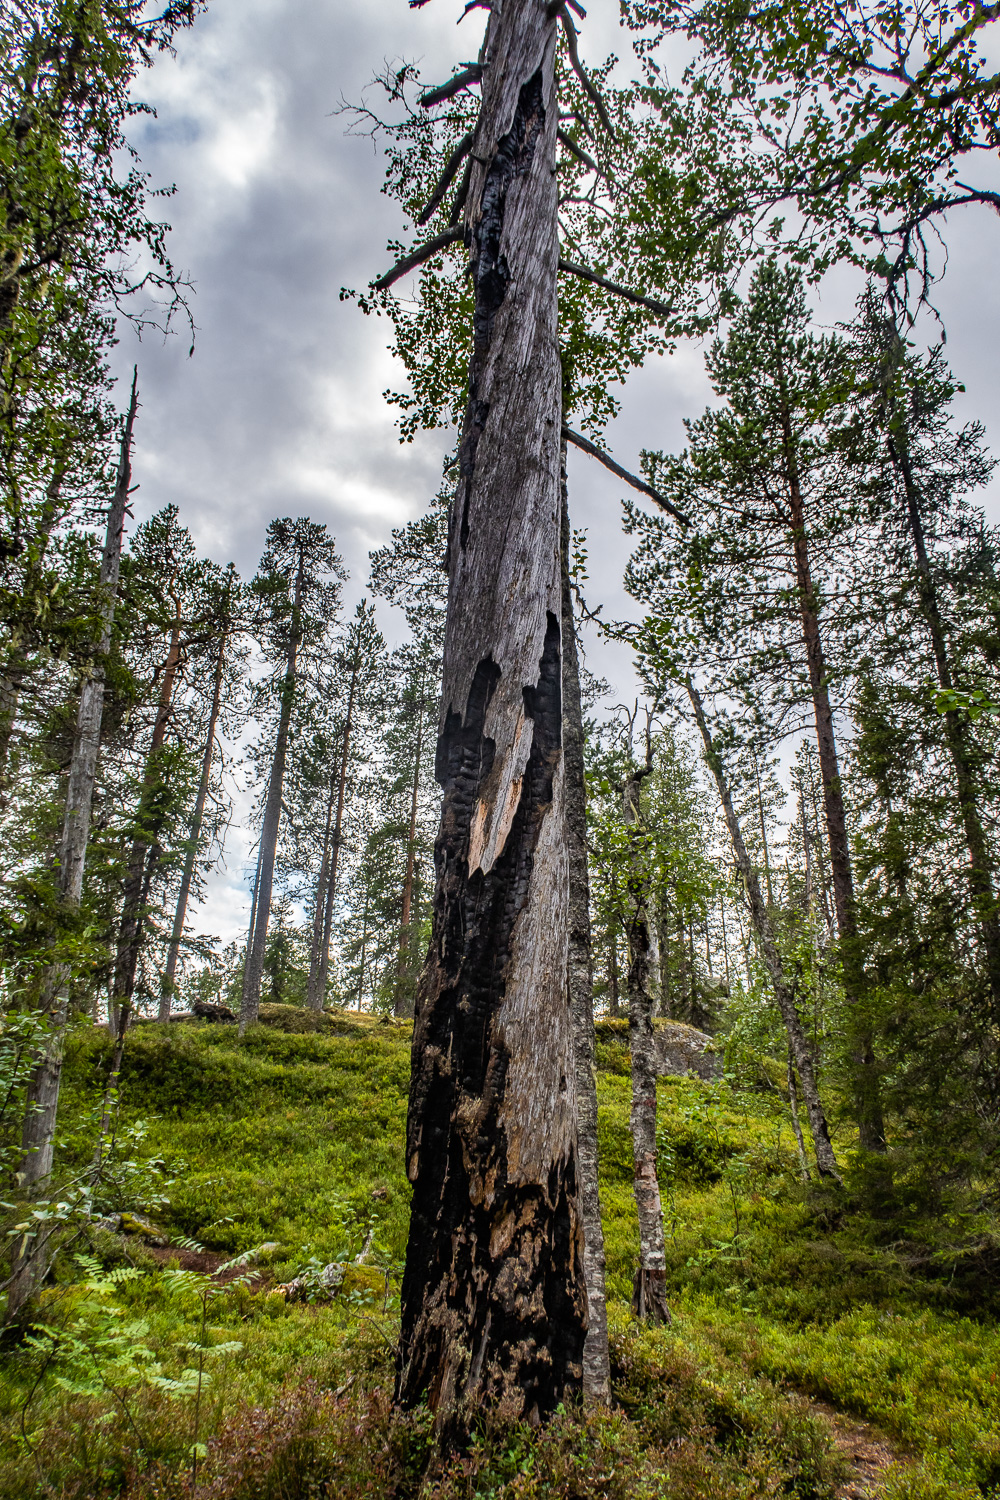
[{"xmin": 0, "ymin": 1014, "xmax": 996, "ymax": 1498}]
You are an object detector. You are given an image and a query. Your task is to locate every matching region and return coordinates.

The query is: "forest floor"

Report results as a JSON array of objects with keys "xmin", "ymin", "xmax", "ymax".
[{"xmin": 0, "ymin": 1006, "xmax": 996, "ymax": 1499}]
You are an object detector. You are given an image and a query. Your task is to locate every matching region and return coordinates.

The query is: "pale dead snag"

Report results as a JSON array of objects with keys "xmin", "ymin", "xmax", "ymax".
[
  {"xmin": 397, "ymin": 0, "xmax": 586, "ymax": 1428},
  {"xmin": 623, "ymin": 730, "xmax": 671, "ymax": 1326}
]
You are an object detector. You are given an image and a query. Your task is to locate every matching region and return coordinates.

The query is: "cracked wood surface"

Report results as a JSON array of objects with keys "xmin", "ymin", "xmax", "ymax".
[{"xmin": 397, "ymin": 0, "xmax": 586, "ymax": 1427}]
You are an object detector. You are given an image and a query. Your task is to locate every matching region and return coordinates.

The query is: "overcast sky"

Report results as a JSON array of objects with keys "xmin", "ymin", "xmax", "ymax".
[{"xmin": 117, "ymin": 0, "xmax": 1000, "ymax": 949}]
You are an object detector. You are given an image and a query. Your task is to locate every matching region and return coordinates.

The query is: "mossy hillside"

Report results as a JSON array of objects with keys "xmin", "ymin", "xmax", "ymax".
[
  {"xmin": 60, "ymin": 1015, "xmax": 413, "ymax": 1272},
  {"xmin": 0, "ymin": 1013, "xmax": 996, "ymax": 1498}
]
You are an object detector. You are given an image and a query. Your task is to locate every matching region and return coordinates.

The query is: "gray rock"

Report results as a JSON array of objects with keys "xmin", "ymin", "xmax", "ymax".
[{"xmin": 653, "ymin": 1021, "xmax": 722, "ymax": 1082}]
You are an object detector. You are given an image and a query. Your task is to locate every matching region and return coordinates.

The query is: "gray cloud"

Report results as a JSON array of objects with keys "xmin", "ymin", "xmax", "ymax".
[{"xmin": 111, "ymin": 0, "xmax": 999, "ymax": 944}]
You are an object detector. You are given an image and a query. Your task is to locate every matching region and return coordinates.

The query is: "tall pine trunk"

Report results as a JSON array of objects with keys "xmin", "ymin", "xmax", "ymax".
[
  {"xmin": 561, "ymin": 444, "xmax": 610, "ymax": 1401},
  {"xmin": 686, "ymin": 680, "xmax": 842, "ymax": 1180},
  {"xmin": 623, "ymin": 755, "xmax": 670, "ymax": 1324},
  {"xmin": 240, "ymin": 559, "xmax": 304, "ymax": 1032},
  {"xmin": 786, "ymin": 441, "xmax": 885, "ymax": 1153},
  {"xmin": 393, "ymin": 664, "xmax": 427, "ymax": 1019},
  {"xmin": 890, "ymin": 429, "xmax": 1000, "ymax": 1014},
  {"xmin": 309, "ymin": 644, "xmax": 360, "ymax": 1010},
  {"xmin": 9, "ymin": 378, "xmax": 138, "ymax": 1317},
  {"xmin": 396, "ymin": 0, "xmax": 587, "ymax": 1424},
  {"xmin": 306, "ymin": 777, "xmax": 338, "ymax": 1009},
  {"xmin": 112, "ymin": 599, "xmax": 184, "ymax": 1023},
  {"xmin": 159, "ymin": 586, "xmax": 233, "ymax": 1019}
]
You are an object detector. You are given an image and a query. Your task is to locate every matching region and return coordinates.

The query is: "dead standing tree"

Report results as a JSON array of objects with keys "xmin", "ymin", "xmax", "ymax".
[
  {"xmin": 394, "ymin": 0, "xmax": 588, "ymax": 1426},
  {"xmin": 619, "ymin": 707, "xmax": 671, "ymax": 1324}
]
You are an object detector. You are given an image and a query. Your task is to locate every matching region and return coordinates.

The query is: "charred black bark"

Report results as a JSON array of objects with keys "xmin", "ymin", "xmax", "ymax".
[{"xmin": 398, "ymin": 618, "xmax": 585, "ymax": 1423}]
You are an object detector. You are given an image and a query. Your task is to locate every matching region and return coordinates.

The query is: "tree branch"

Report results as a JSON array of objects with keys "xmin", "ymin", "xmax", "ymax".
[
  {"xmin": 563, "ymin": 427, "xmax": 690, "ymax": 527},
  {"xmin": 373, "ymin": 228, "xmax": 464, "ymax": 291},
  {"xmin": 418, "ymin": 131, "xmax": 475, "ymax": 225},
  {"xmin": 557, "ymin": 127, "xmax": 601, "ymax": 176},
  {"xmin": 558, "ymin": 10, "xmax": 618, "ymax": 141},
  {"xmin": 448, "ymin": 157, "xmax": 473, "ymax": 225},
  {"xmin": 419, "ymin": 65, "xmax": 482, "ymax": 110},
  {"xmin": 558, "ymin": 258, "xmax": 673, "ymax": 319}
]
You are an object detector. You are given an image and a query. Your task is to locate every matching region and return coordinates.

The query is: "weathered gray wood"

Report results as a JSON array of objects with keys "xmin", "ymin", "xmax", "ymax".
[
  {"xmin": 561, "ymin": 444, "xmax": 610, "ymax": 1402},
  {"xmin": 397, "ymin": 0, "xmax": 586, "ymax": 1426},
  {"xmin": 686, "ymin": 678, "xmax": 842, "ymax": 1182}
]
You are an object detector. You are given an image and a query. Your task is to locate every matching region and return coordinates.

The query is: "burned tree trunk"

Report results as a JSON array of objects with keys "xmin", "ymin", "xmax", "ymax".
[
  {"xmin": 396, "ymin": 0, "xmax": 586, "ymax": 1426},
  {"xmin": 686, "ymin": 679, "xmax": 842, "ymax": 1181},
  {"xmin": 623, "ymin": 750, "xmax": 671, "ymax": 1325},
  {"xmin": 561, "ymin": 445, "xmax": 610, "ymax": 1401}
]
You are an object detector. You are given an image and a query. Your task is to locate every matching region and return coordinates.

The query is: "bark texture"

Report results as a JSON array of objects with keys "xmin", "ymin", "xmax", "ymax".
[
  {"xmin": 397, "ymin": 0, "xmax": 586, "ymax": 1426},
  {"xmin": 561, "ymin": 445, "xmax": 610, "ymax": 1402},
  {"xmin": 686, "ymin": 679, "xmax": 842, "ymax": 1181},
  {"xmin": 624, "ymin": 759, "xmax": 671, "ymax": 1326}
]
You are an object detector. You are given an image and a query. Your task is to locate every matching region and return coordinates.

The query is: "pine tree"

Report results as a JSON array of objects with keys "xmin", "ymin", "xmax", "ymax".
[{"xmin": 239, "ymin": 519, "xmax": 345, "ymax": 1031}]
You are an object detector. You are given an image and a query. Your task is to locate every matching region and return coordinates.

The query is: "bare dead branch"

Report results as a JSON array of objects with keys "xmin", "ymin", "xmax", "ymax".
[
  {"xmin": 558, "ymin": 10, "xmax": 618, "ymax": 141},
  {"xmin": 373, "ymin": 228, "xmax": 464, "ymax": 291},
  {"xmin": 563, "ymin": 427, "xmax": 690, "ymax": 526},
  {"xmin": 557, "ymin": 127, "xmax": 600, "ymax": 176},
  {"xmin": 448, "ymin": 156, "xmax": 474, "ymax": 225},
  {"xmin": 558, "ymin": 257, "xmax": 673, "ymax": 319},
  {"xmin": 418, "ymin": 131, "xmax": 475, "ymax": 224},
  {"xmin": 419, "ymin": 64, "xmax": 482, "ymax": 109}
]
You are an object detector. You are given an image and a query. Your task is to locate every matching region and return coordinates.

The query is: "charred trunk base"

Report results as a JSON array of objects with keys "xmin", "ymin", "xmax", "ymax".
[{"xmin": 631, "ymin": 1266, "xmax": 670, "ymax": 1325}]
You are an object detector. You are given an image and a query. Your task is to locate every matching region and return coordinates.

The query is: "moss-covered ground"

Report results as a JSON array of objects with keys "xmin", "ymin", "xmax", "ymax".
[{"xmin": 0, "ymin": 1009, "xmax": 996, "ymax": 1498}]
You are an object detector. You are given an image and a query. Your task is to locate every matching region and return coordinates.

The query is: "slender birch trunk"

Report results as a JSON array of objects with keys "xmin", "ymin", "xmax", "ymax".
[
  {"xmin": 393, "ymin": 664, "xmax": 426, "ymax": 1019},
  {"xmin": 561, "ymin": 444, "xmax": 610, "ymax": 1401},
  {"xmin": 397, "ymin": 0, "xmax": 586, "ymax": 1422},
  {"xmin": 686, "ymin": 679, "xmax": 842, "ymax": 1180},
  {"xmin": 8, "ymin": 379, "xmax": 139, "ymax": 1320},
  {"xmin": 159, "ymin": 580, "xmax": 234, "ymax": 1019},
  {"xmin": 787, "ymin": 1050, "xmax": 811, "ymax": 1182},
  {"xmin": 624, "ymin": 753, "xmax": 670, "ymax": 1324},
  {"xmin": 240, "ymin": 558, "xmax": 305, "ymax": 1032}
]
